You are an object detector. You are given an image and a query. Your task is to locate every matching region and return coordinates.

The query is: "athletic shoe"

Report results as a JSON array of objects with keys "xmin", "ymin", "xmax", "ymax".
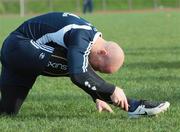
[{"xmin": 128, "ymin": 100, "xmax": 170, "ymax": 118}]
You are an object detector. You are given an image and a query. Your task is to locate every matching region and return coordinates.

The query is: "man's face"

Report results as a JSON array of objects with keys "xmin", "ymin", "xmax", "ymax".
[
  {"xmin": 98, "ymin": 65, "xmax": 119, "ymax": 74},
  {"xmin": 89, "ymin": 57, "xmax": 105, "ymax": 73},
  {"xmin": 91, "ymin": 59, "xmax": 117, "ymax": 74},
  {"xmin": 90, "ymin": 61, "xmax": 103, "ymax": 72},
  {"xmin": 89, "ymin": 49, "xmax": 122, "ymax": 74}
]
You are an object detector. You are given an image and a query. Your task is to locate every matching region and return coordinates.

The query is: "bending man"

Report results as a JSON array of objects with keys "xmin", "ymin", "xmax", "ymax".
[{"xmin": 0, "ymin": 12, "xmax": 170, "ymax": 117}]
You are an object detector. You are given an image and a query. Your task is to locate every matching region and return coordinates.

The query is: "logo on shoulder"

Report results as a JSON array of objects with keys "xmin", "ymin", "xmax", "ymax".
[
  {"xmin": 62, "ymin": 12, "xmax": 80, "ymax": 19},
  {"xmin": 93, "ymin": 27, "xmax": 98, "ymax": 32}
]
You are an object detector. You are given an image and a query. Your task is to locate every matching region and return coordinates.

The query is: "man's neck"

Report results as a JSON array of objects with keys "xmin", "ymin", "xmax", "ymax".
[{"xmin": 91, "ymin": 37, "xmax": 106, "ymax": 52}]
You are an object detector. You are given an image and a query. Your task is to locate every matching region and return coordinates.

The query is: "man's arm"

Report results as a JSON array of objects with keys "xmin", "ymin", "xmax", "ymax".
[
  {"xmin": 70, "ymin": 65, "xmax": 115, "ymax": 103},
  {"xmin": 67, "ymin": 29, "xmax": 128, "ymax": 111},
  {"xmin": 70, "ymin": 65, "xmax": 128, "ymax": 111}
]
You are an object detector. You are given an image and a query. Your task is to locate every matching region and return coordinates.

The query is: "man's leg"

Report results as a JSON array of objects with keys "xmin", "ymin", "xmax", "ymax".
[
  {"xmin": 0, "ymin": 66, "xmax": 36, "ymax": 115},
  {"xmin": 0, "ymin": 32, "xmax": 52, "ymax": 115},
  {"xmin": 83, "ymin": 0, "xmax": 88, "ymax": 14},
  {"xmin": 88, "ymin": 0, "xmax": 93, "ymax": 13},
  {"xmin": 0, "ymin": 86, "xmax": 30, "ymax": 115}
]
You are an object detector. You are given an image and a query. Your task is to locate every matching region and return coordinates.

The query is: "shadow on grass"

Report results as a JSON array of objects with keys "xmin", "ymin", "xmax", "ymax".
[
  {"xmin": 133, "ymin": 87, "xmax": 180, "ymax": 104},
  {"xmin": 15, "ymin": 106, "xmax": 127, "ymax": 120},
  {"xmin": 18, "ymin": 94, "xmax": 128, "ymax": 120},
  {"xmin": 126, "ymin": 46, "xmax": 180, "ymax": 51},
  {"xmin": 28, "ymin": 93, "xmax": 87, "ymax": 102},
  {"xmin": 22, "ymin": 108, "xmax": 127, "ymax": 120},
  {"xmin": 104, "ymin": 75, "xmax": 180, "ymax": 82},
  {"xmin": 28, "ymin": 112, "xmax": 90, "ymax": 120},
  {"xmin": 126, "ymin": 51, "xmax": 180, "ymax": 56},
  {"xmin": 125, "ymin": 46, "xmax": 180, "ymax": 55},
  {"xmin": 125, "ymin": 61, "xmax": 180, "ymax": 69},
  {"xmin": 127, "ymin": 76, "xmax": 180, "ymax": 82}
]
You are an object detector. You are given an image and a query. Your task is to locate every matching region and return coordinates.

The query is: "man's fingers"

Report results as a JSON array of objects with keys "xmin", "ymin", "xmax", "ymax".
[
  {"xmin": 97, "ymin": 104, "xmax": 103, "ymax": 113},
  {"xmin": 104, "ymin": 104, "xmax": 114, "ymax": 113},
  {"xmin": 96, "ymin": 99, "xmax": 114, "ymax": 113},
  {"xmin": 96, "ymin": 100, "xmax": 102, "ymax": 112},
  {"xmin": 110, "ymin": 87, "xmax": 130, "ymax": 111},
  {"xmin": 113, "ymin": 98, "xmax": 119, "ymax": 105},
  {"xmin": 124, "ymin": 99, "xmax": 129, "ymax": 111},
  {"xmin": 120, "ymin": 101, "xmax": 124, "ymax": 109}
]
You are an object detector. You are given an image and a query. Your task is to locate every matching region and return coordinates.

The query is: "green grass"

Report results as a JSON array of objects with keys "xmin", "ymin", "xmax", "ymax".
[
  {"xmin": 0, "ymin": 0, "xmax": 179, "ymax": 14},
  {"xmin": 0, "ymin": 11, "xmax": 180, "ymax": 131}
]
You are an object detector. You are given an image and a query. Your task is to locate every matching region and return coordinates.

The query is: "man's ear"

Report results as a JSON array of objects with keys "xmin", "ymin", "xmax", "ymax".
[{"xmin": 98, "ymin": 49, "xmax": 108, "ymax": 56}]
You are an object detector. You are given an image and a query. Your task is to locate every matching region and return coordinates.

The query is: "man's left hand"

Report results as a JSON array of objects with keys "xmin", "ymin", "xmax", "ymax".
[{"xmin": 96, "ymin": 99, "xmax": 114, "ymax": 113}]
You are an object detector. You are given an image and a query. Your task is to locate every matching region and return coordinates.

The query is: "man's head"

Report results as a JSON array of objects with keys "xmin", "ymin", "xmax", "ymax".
[{"xmin": 89, "ymin": 37, "xmax": 124, "ymax": 74}]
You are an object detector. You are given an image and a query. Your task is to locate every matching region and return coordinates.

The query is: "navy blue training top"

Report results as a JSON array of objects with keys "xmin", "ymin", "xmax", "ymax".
[
  {"xmin": 16, "ymin": 12, "xmax": 101, "ymax": 74},
  {"xmin": 15, "ymin": 12, "xmax": 115, "ymax": 102}
]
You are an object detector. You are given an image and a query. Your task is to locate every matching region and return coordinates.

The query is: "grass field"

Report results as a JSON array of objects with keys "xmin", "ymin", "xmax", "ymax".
[
  {"xmin": 0, "ymin": 0, "xmax": 179, "ymax": 14},
  {"xmin": 0, "ymin": 11, "xmax": 180, "ymax": 131}
]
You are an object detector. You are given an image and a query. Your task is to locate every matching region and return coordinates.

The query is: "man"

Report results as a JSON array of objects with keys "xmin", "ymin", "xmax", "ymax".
[
  {"xmin": 83, "ymin": 0, "xmax": 93, "ymax": 14},
  {"xmin": 0, "ymin": 12, "xmax": 170, "ymax": 117}
]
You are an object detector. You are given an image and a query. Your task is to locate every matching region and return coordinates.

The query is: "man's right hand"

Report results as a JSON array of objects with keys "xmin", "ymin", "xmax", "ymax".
[{"xmin": 110, "ymin": 87, "xmax": 129, "ymax": 111}]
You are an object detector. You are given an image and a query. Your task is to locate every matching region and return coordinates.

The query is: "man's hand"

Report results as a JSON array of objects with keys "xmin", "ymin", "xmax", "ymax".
[
  {"xmin": 110, "ymin": 87, "xmax": 129, "ymax": 111},
  {"xmin": 96, "ymin": 99, "xmax": 113, "ymax": 113}
]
